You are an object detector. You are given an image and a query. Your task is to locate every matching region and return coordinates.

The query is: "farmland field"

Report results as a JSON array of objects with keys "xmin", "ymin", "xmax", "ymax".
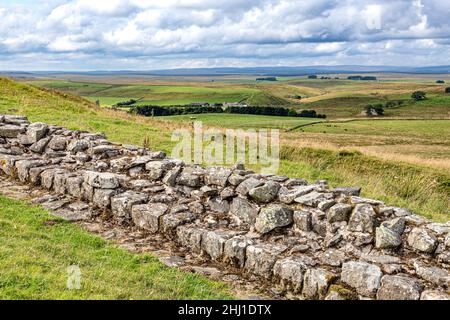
[{"xmin": 2, "ymin": 76, "xmax": 449, "ymax": 222}]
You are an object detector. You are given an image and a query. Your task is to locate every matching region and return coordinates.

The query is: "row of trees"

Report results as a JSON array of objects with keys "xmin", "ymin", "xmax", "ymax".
[{"xmin": 130, "ymin": 105, "xmax": 326, "ymax": 118}]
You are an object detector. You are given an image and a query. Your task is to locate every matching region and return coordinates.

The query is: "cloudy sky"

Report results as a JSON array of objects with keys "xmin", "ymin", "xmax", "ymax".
[{"xmin": 0, "ymin": 0, "xmax": 449, "ymax": 70}]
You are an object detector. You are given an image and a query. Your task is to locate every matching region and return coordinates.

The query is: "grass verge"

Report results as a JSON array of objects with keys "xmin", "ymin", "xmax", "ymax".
[{"xmin": 0, "ymin": 195, "xmax": 233, "ymax": 299}]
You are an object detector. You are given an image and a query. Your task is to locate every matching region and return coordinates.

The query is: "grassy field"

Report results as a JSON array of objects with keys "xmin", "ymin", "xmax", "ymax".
[
  {"xmin": 0, "ymin": 195, "xmax": 232, "ymax": 299},
  {"xmin": 25, "ymin": 76, "xmax": 450, "ymax": 119},
  {"xmin": 161, "ymin": 113, "xmax": 323, "ymax": 129},
  {"xmin": 26, "ymin": 79, "xmax": 285, "ymax": 107}
]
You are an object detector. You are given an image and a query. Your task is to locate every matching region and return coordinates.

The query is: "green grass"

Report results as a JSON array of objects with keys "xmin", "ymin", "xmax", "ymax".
[
  {"xmin": 161, "ymin": 113, "xmax": 323, "ymax": 129},
  {"xmin": 299, "ymin": 119, "xmax": 450, "ymax": 141},
  {"xmin": 0, "ymin": 195, "xmax": 233, "ymax": 299},
  {"xmin": 26, "ymin": 79, "xmax": 281, "ymax": 107}
]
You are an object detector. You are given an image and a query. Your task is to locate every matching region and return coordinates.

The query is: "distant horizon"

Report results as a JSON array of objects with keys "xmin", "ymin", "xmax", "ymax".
[{"xmin": 2, "ymin": 64, "xmax": 450, "ymax": 75}]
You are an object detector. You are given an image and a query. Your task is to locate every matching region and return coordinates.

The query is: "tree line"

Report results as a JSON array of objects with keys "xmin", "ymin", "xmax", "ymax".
[{"xmin": 130, "ymin": 105, "xmax": 326, "ymax": 118}]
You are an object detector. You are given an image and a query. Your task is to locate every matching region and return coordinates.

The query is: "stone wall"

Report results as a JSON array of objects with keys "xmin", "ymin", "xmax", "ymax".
[{"xmin": 0, "ymin": 114, "xmax": 449, "ymax": 300}]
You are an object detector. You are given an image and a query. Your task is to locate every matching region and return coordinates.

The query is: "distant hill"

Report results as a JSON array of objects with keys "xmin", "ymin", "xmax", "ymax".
[{"xmin": 2, "ymin": 65, "xmax": 450, "ymax": 78}]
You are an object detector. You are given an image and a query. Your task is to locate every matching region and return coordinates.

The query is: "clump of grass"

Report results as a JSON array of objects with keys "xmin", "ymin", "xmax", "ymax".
[{"xmin": 0, "ymin": 195, "xmax": 233, "ymax": 300}]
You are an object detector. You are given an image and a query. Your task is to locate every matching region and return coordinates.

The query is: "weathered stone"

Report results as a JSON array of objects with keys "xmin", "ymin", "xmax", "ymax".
[
  {"xmin": 47, "ymin": 136, "xmax": 68, "ymax": 151},
  {"xmin": 26, "ymin": 122, "xmax": 48, "ymax": 143},
  {"xmin": 327, "ymin": 203, "xmax": 352, "ymax": 223},
  {"xmin": 350, "ymin": 196, "xmax": 384, "ymax": 206},
  {"xmin": 377, "ymin": 275, "xmax": 423, "ymax": 300},
  {"xmin": 302, "ymin": 268, "xmax": 336, "ymax": 299},
  {"xmin": 30, "ymin": 136, "xmax": 51, "ymax": 153},
  {"xmin": 131, "ymin": 203, "xmax": 168, "ymax": 232},
  {"xmin": 40, "ymin": 168, "xmax": 65, "ymax": 190},
  {"xmin": 67, "ymin": 139, "xmax": 90, "ymax": 153},
  {"xmin": 224, "ymin": 236, "xmax": 253, "ymax": 267},
  {"xmin": 15, "ymin": 159, "xmax": 47, "ymax": 182},
  {"xmin": 341, "ymin": 261, "xmax": 383, "ymax": 297},
  {"xmin": 111, "ymin": 191, "xmax": 149, "ymax": 219},
  {"xmin": 3, "ymin": 115, "xmax": 28, "ymax": 125},
  {"xmin": 83, "ymin": 171, "xmax": 120, "ymax": 189},
  {"xmin": 360, "ymin": 253, "xmax": 401, "ymax": 265},
  {"xmin": 381, "ymin": 217, "xmax": 405, "ymax": 234},
  {"xmin": 82, "ymin": 182, "xmax": 94, "ymax": 202},
  {"xmin": 66, "ymin": 175, "xmax": 84, "ymax": 198},
  {"xmin": 93, "ymin": 188, "xmax": 117, "ymax": 208},
  {"xmin": 202, "ymin": 230, "xmax": 241, "ymax": 261},
  {"xmin": 375, "ymin": 225, "xmax": 402, "ymax": 249},
  {"xmin": 420, "ymin": 290, "xmax": 450, "ymax": 300},
  {"xmin": 162, "ymin": 165, "xmax": 182, "ymax": 186},
  {"xmin": 255, "ymin": 205, "xmax": 293, "ymax": 234},
  {"xmin": 407, "ymin": 227, "xmax": 438, "ymax": 253},
  {"xmin": 311, "ymin": 210, "xmax": 327, "ymax": 237},
  {"xmin": 176, "ymin": 226, "xmax": 206, "ymax": 253},
  {"xmin": 332, "ymin": 186, "xmax": 361, "ymax": 196},
  {"xmin": 324, "ymin": 233, "xmax": 343, "ymax": 248},
  {"xmin": 273, "ymin": 257, "xmax": 307, "ymax": 293},
  {"xmin": 284, "ymin": 178, "xmax": 308, "ymax": 187},
  {"xmin": 404, "ymin": 214, "xmax": 427, "ymax": 226},
  {"xmin": 220, "ymin": 186, "xmax": 235, "ymax": 199},
  {"xmin": 160, "ymin": 211, "xmax": 196, "ymax": 234},
  {"xmin": 228, "ymin": 173, "xmax": 246, "ymax": 186},
  {"xmin": 413, "ymin": 261, "xmax": 450, "ymax": 288},
  {"xmin": 245, "ymin": 244, "xmax": 287, "ymax": 278},
  {"xmin": 320, "ymin": 248, "xmax": 346, "ymax": 267},
  {"xmin": 294, "ymin": 191, "xmax": 333, "ymax": 207},
  {"xmin": 230, "ymin": 197, "xmax": 260, "ymax": 225},
  {"xmin": 278, "ymin": 185, "xmax": 317, "ymax": 204},
  {"xmin": 177, "ymin": 167, "xmax": 202, "ymax": 187},
  {"xmin": 236, "ymin": 177, "xmax": 263, "ymax": 196},
  {"xmin": 293, "ymin": 210, "xmax": 312, "ymax": 232},
  {"xmin": 426, "ymin": 223, "xmax": 450, "ymax": 236},
  {"xmin": 205, "ymin": 167, "xmax": 232, "ymax": 187},
  {"xmin": 318, "ymin": 199, "xmax": 336, "ymax": 211},
  {"xmin": 188, "ymin": 201, "xmax": 204, "ymax": 214},
  {"xmin": 145, "ymin": 160, "xmax": 175, "ymax": 180},
  {"xmin": 0, "ymin": 124, "xmax": 25, "ymax": 138},
  {"xmin": 348, "ymin": 204, "xmax": 376, "ymax": 234},
  {"xmin": 248, "ymin": 181, "xmax": 280, "ymax": 203},
  {"xmin": 207, "ymin": 197, "xmax": 230, "ymax": 213},
  {"xmin": 392, "ymin": 207, "xmax": 412, "ymax": 217}
]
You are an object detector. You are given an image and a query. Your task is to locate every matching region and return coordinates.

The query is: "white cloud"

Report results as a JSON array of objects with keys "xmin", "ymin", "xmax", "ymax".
[{"xmin": 0, "ymin": 0, "xmax": 450, "ymax": 70}]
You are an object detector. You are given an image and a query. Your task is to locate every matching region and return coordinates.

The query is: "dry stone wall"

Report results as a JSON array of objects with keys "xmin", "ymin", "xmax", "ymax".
[{"xmin": 0, "ymin": 114, "xmax": 449, "ymax": 300}]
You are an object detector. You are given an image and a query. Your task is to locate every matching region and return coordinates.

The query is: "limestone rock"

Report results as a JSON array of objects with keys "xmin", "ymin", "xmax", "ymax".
[
  {"xmin": 160, "ymin": 211, "xmax": 196, "ymax": 234},
  {"xmin": 420, "ymin": 290, "xmax": 450, "ymax": 300},
  {"xmin": 26, "ymin": 122, "xmax": 48, "ymax": 143},
  {"xmin": 230, "ymin": 197, "xmax": 259, "ymax": 225},
  {"xmin": 83, "ymin": 171, "xmax": 120, "ymax": 189},
  {"xmin": 407, "ymin": 227, "xmax": 438, "ymax": 253},
  {"xmin": 111, "ymin": 191, "xmax": 149, "ymax": 219},
  {"xmin": 204, "ymin": 167, "xmax": 232, "ymax": 187},
  {"xmin": 341, "ymin": 261, "xmax": 383, "ymax": 297},
  {"xmin": 327, "ymin": 203, "xmax": 352, "ymax": 223},
  {"xmin": 377, "ymin": 275, "xmax": 423, "ymax": 300},
  {"xmin": 176, "ymin": 226, "xmax": 206, "ymax": 253},
  {"xmin": 0, "ymin": 124, "xmax": 25, "ymax": 138},
  {"xmin": 93, "ymin": 188, "xmax": 117, "ymax": 208},
  {"xmin": 255, "ymin": 205, "xmax": 293, "ymax": 234},
  {"xmin": 248, "ymin": 181, "xmax": 280, "ymax": 203},
  {"xmin": 375, "ymin": 225, "xmax": 402, "ymax": 249},
  {"xmin": 294, "ymin": 191, "xmax": 333, "ymax": 207},
  {"xmin": 145, "ymin": 160, "xmax": 175, "ymax": 180},
  {"xmin": 236, "ymin": 177, "xmax": 263, "ymax": 196},
  {"xmin": 224, "ymin": 236, "xmax": 253, "ymax": 268},
  {"xmin": 302, "ymin": 268, "xmax": 336, "ymax": 299},
  {"xmin": 207, "ymin": 197, "xmax": 230, "ymax": 213},
  {"xmin": 348, "ymin": 204, "xmax": 376, "ymax": 234},
  {"xmin": 273, "ymin": 257, "xmax": 307, "ymax": 293},
  {"xmin": 293, "ymin": 210, "xmax": 312, "ymax": 232},
  {"xmin": 244, "ymin": 244, "xmax": 287, "ymax": 278},
  {"xmin": 67, "ymin": 139, "xmax": 90, "ymax": 153},
  {"xmin": 131, "ymin": 203, "xmax": 168, "ymax": 232},
  {"xmin": 413, "ymin": 261, "xmax": 450, "ymax": 288},
  {"xmin": 202, "ymin": 230, "xmax": 242, "ymax": 261}
]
